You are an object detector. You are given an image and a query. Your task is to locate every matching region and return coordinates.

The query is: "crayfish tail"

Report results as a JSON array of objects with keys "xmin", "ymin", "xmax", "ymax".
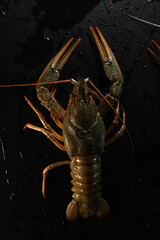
[
  {"xmin": 66, "ymin": 197, "xmax": 110, "ymax": 220},
  {"xmin": 96, "ymin": 197, "xmax": 110, "ymax": 218},
  {"xmin": 66, "ymin": 199, "xmax": 79, "ymax": 221}
]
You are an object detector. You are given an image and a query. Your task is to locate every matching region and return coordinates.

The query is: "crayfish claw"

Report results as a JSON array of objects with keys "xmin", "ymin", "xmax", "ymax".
[
  {"xmin": 55, "ymin": 38, "xmax": 81, "ymax": 72},
  {"xmin": 37, "ymin": 37, "xmax": 81, "ymax": 90},
  {"xmin": 90, "ymin": 26, "xmax": 124, "ymax": 115},
  {"xmin": 90, "ymin": 26, "xmax": 124, "ymax": 87},
  {"xmin": 36, "ymin": 37, "xmax": 81, "ymax": 120}
]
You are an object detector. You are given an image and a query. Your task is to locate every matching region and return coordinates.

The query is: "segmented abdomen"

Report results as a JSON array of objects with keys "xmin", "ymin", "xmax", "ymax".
[{"xmin": 70, "ymin": 155, "xmax": 102, "ymax": 203}]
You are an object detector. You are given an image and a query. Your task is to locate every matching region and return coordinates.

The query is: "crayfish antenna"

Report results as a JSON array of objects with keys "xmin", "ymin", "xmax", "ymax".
[{"xmin": 0, "ymin": 79, "xmax": 72, "ymax": 88}]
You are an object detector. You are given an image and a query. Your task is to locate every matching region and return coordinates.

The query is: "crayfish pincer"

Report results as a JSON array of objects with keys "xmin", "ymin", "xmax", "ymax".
[{"xmin": 24, "ymin": 27, "xmax": 125, "ymax": 220}]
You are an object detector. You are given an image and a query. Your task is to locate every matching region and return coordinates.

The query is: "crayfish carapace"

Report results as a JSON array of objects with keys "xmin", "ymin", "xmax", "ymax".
[{"xmin": 24, "ymin": 27, "xmax": 125, "ymax": 220}]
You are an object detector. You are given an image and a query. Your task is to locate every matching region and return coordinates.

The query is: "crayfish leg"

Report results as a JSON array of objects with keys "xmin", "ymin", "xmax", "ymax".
[
  {"xmin": 105, "ymin": 105, "xmax": 125, "ymax": 147},
  {"xmin": 42, "ymin": 161, "xmax": 71, "ymax": 198}
]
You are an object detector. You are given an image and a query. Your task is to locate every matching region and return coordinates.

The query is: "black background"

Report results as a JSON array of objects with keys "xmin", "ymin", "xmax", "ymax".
[{"xmin": 0, "ymin": 0, "xmax": 160, "ymax": 239}]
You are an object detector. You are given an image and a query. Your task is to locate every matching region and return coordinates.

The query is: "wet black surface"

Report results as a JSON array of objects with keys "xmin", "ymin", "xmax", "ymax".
[{"xmin": 0, "ymin": 0, "xmax": 160, "ymax": 239}]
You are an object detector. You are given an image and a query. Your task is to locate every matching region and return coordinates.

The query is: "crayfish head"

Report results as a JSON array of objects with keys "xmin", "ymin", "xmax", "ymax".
[{"xmin": 67, "ymin": 78, "xmax": 98, "ymax": 130}]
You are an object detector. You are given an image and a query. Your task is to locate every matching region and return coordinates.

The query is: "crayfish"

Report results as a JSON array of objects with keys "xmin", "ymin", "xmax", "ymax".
[{"xmin": 23, "ymin": 27, "xmax": 125, "ymax": 220}]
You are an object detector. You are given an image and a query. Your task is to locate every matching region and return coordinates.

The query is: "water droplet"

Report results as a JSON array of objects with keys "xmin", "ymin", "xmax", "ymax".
[
  {"xmin": 8, "ymin": 26, "xmax": 12, "ymax": 30},
  {"xmin": 19, "ymin": 151, "xmax": 23, "ymax": 159},
  {"xmin": 5, "ymin": 169, "xmax": 8, "ymax": 175},
  {"xmin": 9, "ymin": 193, "xmax": 15, "ymax": 201},
  {"xmin": 41, "ymin": 207, "xmax": 46, "ymax": 214},
  {"xmin": 44, "ymin": 36, "xmax": 50, "ymax": 41},
  {"xmin": 78, "ymin": 51, "xmax": 84, "ymax": 58},
  {"xmin": 65, "ymin": 14, "xmax": 70, "ymax": 19},
  {"xmin": 1, "ymin": 11, "xmax": 7, "ymax": 16},
  {"xmin": 143, "ymin": 65, "xmax": 148, "ymax": 73},
  {"xmin": 7, "ymin": 179, "xmax": 9, "ymax": 184}
]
